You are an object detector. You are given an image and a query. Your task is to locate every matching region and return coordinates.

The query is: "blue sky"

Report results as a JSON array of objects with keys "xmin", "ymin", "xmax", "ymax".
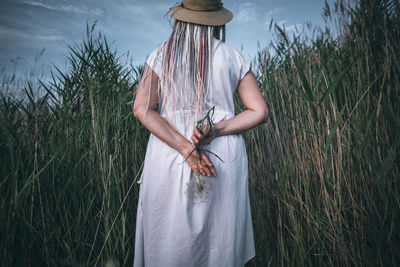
[{"xmin": 0, "ymin": 0, "xmax": 334, "ymax": 79}]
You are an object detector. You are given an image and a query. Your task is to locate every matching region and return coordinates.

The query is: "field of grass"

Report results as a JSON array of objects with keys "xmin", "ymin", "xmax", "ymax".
[{"xmin": 1, "ymin": 0, "xmax": 399, "ymax": 266}]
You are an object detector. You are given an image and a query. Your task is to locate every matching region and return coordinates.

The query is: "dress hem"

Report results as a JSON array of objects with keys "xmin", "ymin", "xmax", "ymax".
[{"xmin": 243, "ymin": 252, "xmax": 256, "ymax": 267}]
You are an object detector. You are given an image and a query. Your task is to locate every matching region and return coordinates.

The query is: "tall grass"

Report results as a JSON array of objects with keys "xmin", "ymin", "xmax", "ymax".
[
  {"xmin": 1, "ymin": 24, "xmax": 147, "ymax": 266},
  {"xmin": 247, "ymin": 0, "xmax": 400, "ymax": 265},
  {"xmin": 1, "ymin": 0, "xmax": 399, "ymax": 266}
]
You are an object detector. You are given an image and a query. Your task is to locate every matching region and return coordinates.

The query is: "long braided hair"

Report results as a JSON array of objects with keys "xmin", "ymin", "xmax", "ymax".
[{"xmin": 159, "ymin": 19, "xmax": 225, "ymax": 125}]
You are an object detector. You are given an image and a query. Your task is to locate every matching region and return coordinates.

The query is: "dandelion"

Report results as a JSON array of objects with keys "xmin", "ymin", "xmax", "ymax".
[{"xmin": 186, "ymin": 173, "xmax": 210, "ymax": 203}]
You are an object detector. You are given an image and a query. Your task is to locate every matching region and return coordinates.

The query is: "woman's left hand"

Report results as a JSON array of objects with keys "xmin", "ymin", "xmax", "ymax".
[{"xmin": 181, "ymin": 142, "xmax": 217, "ymax": 177}]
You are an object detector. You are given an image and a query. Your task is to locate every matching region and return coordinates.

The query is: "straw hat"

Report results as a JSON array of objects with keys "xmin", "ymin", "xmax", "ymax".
[{"xmin": 168, "ymin": 0, "xmax": 233, "ymax": 26}]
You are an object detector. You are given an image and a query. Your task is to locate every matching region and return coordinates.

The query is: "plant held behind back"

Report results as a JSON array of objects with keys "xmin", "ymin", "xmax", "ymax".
[{"xmin": 184, "ymin": 106, "xmax": 223, "ymax": 200}]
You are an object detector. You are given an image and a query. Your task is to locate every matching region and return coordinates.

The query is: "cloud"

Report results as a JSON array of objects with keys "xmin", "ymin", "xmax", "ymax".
[
  {"xmin": 276, "ymin": 20, "xmax": 288, "ymax": 28},
  {"xmin": 122, "ymin": 2, "xmax": 170, "ymax": 15},
  {"xmin": 266, "ymin": 7, "xmax": 283, "ymax": 17},
  {"xmin": 286, "ymin": 23, "xmax": 303, "ymax": 33},
  {"xmin": 264, "ymin": 6, "xmax": 284, "ymax": 28},
  {"xmin": 36, "ymin": 34, "xmax": 64, "ymax": 41},
  {"xmin": 0, "ymin": 25, "xmax": 64, "ymax": 41},
  {"xmin": 236, "ymin": 2, "xmax": 258, "ymax": 23},
  {"xmin": 20, "ymin": 0, "xmax": 56, "ymax": 10},
  {"xmin": 20, "ymin": 0, "xmax": 103, "ymax": 16},
  {"xmin": 106, "ymin": 2, "xmax": 171, "ymax": 39}
]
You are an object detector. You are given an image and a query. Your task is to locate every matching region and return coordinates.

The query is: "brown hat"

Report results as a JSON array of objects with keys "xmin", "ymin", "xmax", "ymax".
[{"xmin": 168, "ymin": 0, "xmax": 233, "ymax": 26}]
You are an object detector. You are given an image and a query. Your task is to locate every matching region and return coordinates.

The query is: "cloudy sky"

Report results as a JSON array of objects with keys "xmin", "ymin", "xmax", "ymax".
[{"xmin": 0, "ymin": 0, "xmax": 334, "ymax": 79}]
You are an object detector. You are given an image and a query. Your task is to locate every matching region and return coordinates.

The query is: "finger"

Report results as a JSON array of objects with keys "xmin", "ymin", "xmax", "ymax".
[
  {"xmin": 203, "ymin": 165, "xmax": 211, "ymax": 177},
  {"xmin": 197, "ymin": 165, "xmax": 205, "ymax": 176},
  {"xmin": 198, "ymin": 167, "xmax": 205, "ymax": 176},
  {"xmin": 191, "ymin": 135, "xmax": 199, "ymax": 144},
  {"xmin": 188, "ymin": 160, "xmax": 199, "ymax": 175},
  {"xmin": 195, "ymin": 159, "xmax": 208, "ymax": 176},
  {"xmin": 200, "ymin": 153, "xmax": 212, "ymax": 166},
  {"xmin": 200, "ymin": 154, "xmax": 216, "ymax": 176},
  {"xmin": 210, "ymin": 165, "xmax": 217, "ymax": 176},
  {"xmin": 201, "ymin": 163, "xmax": 215, "ymax": 177},
  {"xmin": 194, "ymin": 127, "xmax": 203, "ymax": 139},
  {"xmin": 199, "ymin": 165, "xmax": 211, "ymax": 177}
]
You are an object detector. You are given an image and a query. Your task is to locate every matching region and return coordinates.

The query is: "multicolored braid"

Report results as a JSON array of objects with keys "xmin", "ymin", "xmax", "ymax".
[{"xmin": 160, "ymin": 20, "xmax": 225, "ymax": 124}]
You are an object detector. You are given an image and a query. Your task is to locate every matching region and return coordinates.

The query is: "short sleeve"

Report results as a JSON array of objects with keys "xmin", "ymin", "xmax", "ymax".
[
  {"xmin": 238, "ymin": 51, "xmax": 251, "ymax": 81},
  {"xmin": 145, "ymin": 43, "xmax": 164, "ymax": 78}
]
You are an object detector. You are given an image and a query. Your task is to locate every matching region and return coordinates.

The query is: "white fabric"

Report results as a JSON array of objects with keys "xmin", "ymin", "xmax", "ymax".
[{"xmin": 133, "ymin": 37, "xmax": 255, "ymax": 267}]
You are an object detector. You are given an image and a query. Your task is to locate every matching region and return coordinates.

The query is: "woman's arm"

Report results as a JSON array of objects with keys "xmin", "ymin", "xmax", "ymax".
[
  {"xmin": 133, "ymin": 65, "xmax": 217, "ymax": 177},
  {"xmin": 191, "ymin": 70, "xmax": 269, "ymax": 144}
]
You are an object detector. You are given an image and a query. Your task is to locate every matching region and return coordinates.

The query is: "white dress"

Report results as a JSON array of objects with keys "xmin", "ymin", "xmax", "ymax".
[{"xmin": 133, "ymin": 37, "xmax": 255, "ymax": 267}]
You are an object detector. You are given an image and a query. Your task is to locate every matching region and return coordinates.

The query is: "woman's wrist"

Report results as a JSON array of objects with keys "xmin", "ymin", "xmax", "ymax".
[
  {"xmin": 178, "ymin": 140, "xmax": 194, "ymax": 158},
  {"xmin": 213, "ymin": 121, "xmax": 225, "ymax": 138}
]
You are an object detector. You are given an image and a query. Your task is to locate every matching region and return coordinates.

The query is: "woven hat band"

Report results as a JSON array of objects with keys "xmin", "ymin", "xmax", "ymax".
[{"xmin": 182, "ymin": 0, "xmax": 222, "ymax": 12}]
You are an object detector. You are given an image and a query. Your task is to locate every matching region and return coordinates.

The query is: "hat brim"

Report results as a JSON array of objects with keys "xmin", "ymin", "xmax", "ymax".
[{"xmin": 168, "ymin": 6, "xmax": 233, "ymax": 26}]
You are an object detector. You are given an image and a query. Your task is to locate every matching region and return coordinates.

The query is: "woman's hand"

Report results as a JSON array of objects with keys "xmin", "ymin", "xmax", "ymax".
[
  {"xmin": 191, "ymin": 124, "xmax": 218, "ymax": 146},
  {"xmin": 181, "ymin": 142, "xmax": 217, "ymax": 177}
]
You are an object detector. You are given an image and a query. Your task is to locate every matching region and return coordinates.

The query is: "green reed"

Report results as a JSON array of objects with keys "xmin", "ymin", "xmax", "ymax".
[
  {"xmin": 1, "ymin": 0, "xmax": 399, "ymax": 266},
  {"xmin": 243, "ymin": 0, "xmax": 400, "ymax": 266},
  {"xmin": 1, "ymin": 24, "xmax": 147, "ymax": 266}
]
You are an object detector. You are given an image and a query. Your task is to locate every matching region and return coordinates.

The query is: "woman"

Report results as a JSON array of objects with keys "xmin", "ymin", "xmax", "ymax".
[{"xmin": 133, "ymin": 0, "xmax": 269, "ymax": 266}]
